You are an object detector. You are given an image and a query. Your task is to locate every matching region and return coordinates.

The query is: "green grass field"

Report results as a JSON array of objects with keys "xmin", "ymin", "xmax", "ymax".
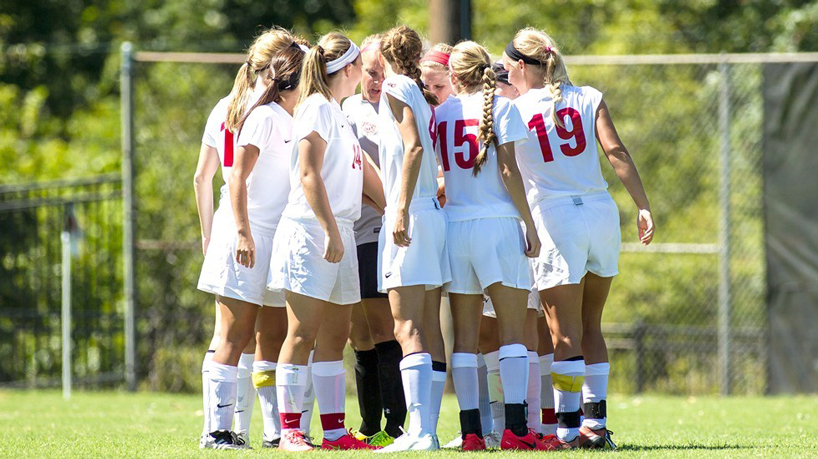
[{"xmin": 1, "ymin": 390, "xmax": 816, "ymax": 458}]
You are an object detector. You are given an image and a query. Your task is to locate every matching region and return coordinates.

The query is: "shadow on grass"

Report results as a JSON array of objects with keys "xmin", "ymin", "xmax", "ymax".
[{"xmin": 617, "ymin": 444, "xmax": 749, "ymax": 452}]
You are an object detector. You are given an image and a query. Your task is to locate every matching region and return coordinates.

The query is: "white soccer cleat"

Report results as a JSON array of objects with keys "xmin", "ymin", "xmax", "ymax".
[
  {"xmin": 375, "ymin": 431, "xmax": 438, "ymax": 453},
  {"xmin": 443, "ymin": 433, "xmax": 463, "ymax": 449},
  {"xmin": 485, "ymin": 430, "xmax": 502, "ymax": 448},
  {"xmin": 201, "ymin": 430, "xmax": 249, "ymax": 450}
]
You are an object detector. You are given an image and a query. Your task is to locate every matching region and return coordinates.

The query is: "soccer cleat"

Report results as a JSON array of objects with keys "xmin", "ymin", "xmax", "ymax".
[
  {"xmin": 353, "ymin": 430, "xmax": 395, "ymax": 447},
  {"xmin": 279, "ymin": 430, "xmax": 315, "ymax": 452},
  {"xmin": 484, "ymin": 431, "xmax": 502, "ymax": 448},
  {"xmin": 500, "ymin": 429, "xmax": 544, "ymax": 450},
  {"xmin": 202, "ymin": 430, "xmax": 246, "ymax": 450},
  {"xmin": 539, "ymin": 432, "xmax": 580, "ymax": 450},
  {"xmin": 432, "ymin": 434, "xmax": 440, "ymax": 450},
  {"xmin": 322, "ymin": 431, "xmax": 380, "ymax": 450},
  {"xmin": 579, "ymin": 426, "xmax": 616, "ymax": 450},
  {"xmin": 375, "ymin": 430, "xmax": 438, "ymax": 453},
  {"xmin": 461, "ymin": 433, "xmax": 487, "ymax": 451},
  {"xmin": 234, "ymin": 431, "xmax": 251, "ymax": 449},
  {"xmin": 442, "ymin": 433, "xmax": 462, "ymax": 449},
  {"xmin": 261, "ymin": 437, "xmax": 280, "ymax": 448}
]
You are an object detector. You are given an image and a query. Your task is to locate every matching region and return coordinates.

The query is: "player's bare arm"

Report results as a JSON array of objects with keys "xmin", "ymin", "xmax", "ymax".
[
  {"xmin": 228, "ymin": 143, "xmax": 260, "ymax": 267},
  {"xmin": 299, "ymin": 131, "xmax": 344, "ymax": 263},
  {"xmin": 496, "ymin": 141, "xmax": 541, "ymax": 258},
  {"xmin": 193, "ymin": 144, "xmax": 220, "ymax": 255},
  {"xmin": 387, "ymin": 93, "xmax": 424, "ymax": 247}
]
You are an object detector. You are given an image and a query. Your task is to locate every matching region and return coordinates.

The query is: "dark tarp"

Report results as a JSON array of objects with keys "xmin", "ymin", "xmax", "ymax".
[{"xmin": 763, "ymin": 62, "xmax": 818, "ymax": 393}]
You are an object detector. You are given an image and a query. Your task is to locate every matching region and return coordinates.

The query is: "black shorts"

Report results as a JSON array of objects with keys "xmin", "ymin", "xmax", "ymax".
[{"xmin": 357, "ymin": 242, "xmax": 388, "ymax": 299}]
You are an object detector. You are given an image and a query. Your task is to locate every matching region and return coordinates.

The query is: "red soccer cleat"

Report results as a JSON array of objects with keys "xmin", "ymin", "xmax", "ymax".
[
  {"xmin": 322, "ymin": 431, "xmax": 380, "ymax": 450},
  {"xmin": 500, "ymin": 429, "xmax": 544, "ymax": 450},
  {"xmin": 539, "ymin": 432, "xmax": 580, "ymax": 450},
  {"xmin": 461, "ymin": 433, "xmax": 486, "ymax": 451},
  {"xmin": 279, "ymin": 430, "xmax": 314, "ymax": 452}
]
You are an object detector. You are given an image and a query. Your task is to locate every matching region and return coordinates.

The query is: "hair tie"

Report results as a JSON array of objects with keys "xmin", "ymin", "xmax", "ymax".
[
  {"xmin": 316, "ymin": 45, "xmax": 325, "ymax": 56},
  {"xmin": 421, "ymin": 50, "xmax": 450, "ymax": 67},
  {"xmin": 545, "ymin": 46, "xmax": 553, "ymax": 54}
]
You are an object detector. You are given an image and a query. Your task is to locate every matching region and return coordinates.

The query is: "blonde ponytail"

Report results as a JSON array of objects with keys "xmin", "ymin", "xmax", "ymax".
[
  {"xmin": 225, "ymin": 27, "xmax": 295, "ymax": 133},
  {"xmin": 296, "ymin": 32, "xmax": 355, "ymax": 107},
  {"xmin": 474, "ymin": 65, "xmax": 497, "ymax": 176},
  {"xmin": 511, "ymin": 27, "xmax": 571, "ymax": 129}
]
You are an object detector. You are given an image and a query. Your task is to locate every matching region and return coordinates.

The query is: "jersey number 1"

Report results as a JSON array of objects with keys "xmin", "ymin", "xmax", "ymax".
[{"xmin": 527, "ymin": 107, "xmax": 586, "ymax": 163}]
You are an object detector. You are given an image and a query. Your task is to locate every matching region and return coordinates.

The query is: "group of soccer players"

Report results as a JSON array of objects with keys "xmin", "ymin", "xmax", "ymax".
[{"xmin": 193, "ymin": 23, "xmax": 654, "ymax": 452}]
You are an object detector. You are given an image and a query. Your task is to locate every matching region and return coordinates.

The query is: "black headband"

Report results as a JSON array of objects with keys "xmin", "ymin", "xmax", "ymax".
[
  {"xmin": 277, "ymin": 72, "xmax": 300, "ymax": 91},
  {"xmin": 504, "ymin": 41, "xmax": 542, "ymax": 66}
]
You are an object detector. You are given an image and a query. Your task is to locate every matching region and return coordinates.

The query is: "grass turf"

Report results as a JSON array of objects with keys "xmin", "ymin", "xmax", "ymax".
[{"xmin": 1, "ymin": 390, "xmax": 816, "ymax": 458}]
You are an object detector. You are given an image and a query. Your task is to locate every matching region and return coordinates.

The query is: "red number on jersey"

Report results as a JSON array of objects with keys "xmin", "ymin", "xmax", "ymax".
[
  {"xmin": 220, "ymin": 122, "xmax": 234, "ymax": 167},
  {"xmin": 527, "ymin": 108, "xmax": 587, "ymax": 162},
  {"xmin": 556, "ymin": 107, "xmax": 586, "ymax": 156},
  {"xmin": 428, "ymin": 106, "xmax": 438, "ymax": 150},
  {"xmin": 454, "ymin": 119, "xmax": 479, "ymax": 169},
  {"xmin": 351, "ymin": 144, "xmax": 363, "ymax": 170},
  {"xmin": 438, "ymin": 121, "xmax": 450, "ymax": 171}
]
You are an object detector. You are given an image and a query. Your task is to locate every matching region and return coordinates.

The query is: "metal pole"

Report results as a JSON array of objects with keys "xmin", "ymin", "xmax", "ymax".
[
  {"xmin": 121, "ymin": 42, "xmax": 137, "ymax": 391},
  {"xmin": 61, "ymin": 208, "xmax": 72, "ymax": 401},
  {"xmin": 717, "ymin": 57, "xmax": 733, "ymax": 395}
]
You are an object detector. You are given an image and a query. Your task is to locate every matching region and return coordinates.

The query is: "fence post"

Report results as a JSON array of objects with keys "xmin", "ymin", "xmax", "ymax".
[
  {"xmin": 61, "ymin": 204, "xmax": 73, "ymax": 401},
  {"xmin": 634, "ymin": 320, "xmax": 646, "ymax": 393},
  {"xmin": 717, "ymin": 56, "xmax": 733, "ymax": 396},
  {"xmin": 121, "ymin": 42, "xmax": 137, "ymax": 392}
]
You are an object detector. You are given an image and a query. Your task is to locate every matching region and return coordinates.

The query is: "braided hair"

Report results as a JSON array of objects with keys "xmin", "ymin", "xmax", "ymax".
[{"xmin": 380, "ymin": 25, "xmax": 438, "ymax": 106}]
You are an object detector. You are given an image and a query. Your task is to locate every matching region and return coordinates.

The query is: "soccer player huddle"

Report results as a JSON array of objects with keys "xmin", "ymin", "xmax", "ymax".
[{"xmin": 193, "ymin": 24, "xmax": 654, "ymax": 452}]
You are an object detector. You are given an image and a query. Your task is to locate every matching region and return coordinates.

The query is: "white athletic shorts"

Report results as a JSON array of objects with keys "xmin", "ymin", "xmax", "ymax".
[
  {"xmin": 267, "ymin": 216, "xmax": 361, "ymax": 305},
  {"xmin": 481, "ymin": 288, "xmax": 542, "ymax": 318},
  {"xmin": 198, "ymin": 212, "xmax": 285, "ymax": 307},
  {"xmin": 378, "ymin": 198, "xmax": 451, "ymax": 292},
  {"xmin": 446, "ymin": 217, "xmax": 532, "ymax": 295},
  {"xmin": 531, "ymin": 191, "xmax": 621, "ymax": 290}
]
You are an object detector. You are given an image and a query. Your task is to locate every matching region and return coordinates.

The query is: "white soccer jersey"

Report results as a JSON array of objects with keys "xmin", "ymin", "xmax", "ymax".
[
  {"xmin": 282, "ymin": 93, "xmax": 364, "ymax": 223},
  {"xmin": 513, "ymin": 85, "xmax": 608, "ymax": 204},
  {"xmin": 343, "ymin": 94, "xmax": 382, "ymax": 245},
  {"xmin": 201, "ymin": 87, "xmax": 265, "ymax": 206},
  {"xmin": 434, "ymin": 92, "xmax": 529, "ymax": 222},
  {"xmin": 234, "ymin": 101, "xmax": 293, "ymax": 235},
  {"xmin": 378, "ymin": 75, "xmax": 439, "ymax": 210}
]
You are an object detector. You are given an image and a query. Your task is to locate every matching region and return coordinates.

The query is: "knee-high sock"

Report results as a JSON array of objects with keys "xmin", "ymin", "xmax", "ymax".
[
  {"xmin": 484, "ymin": 350, "xmax": 504, "ymax": 435},
  {"xmin": 476, "ymin": 354, "xmax": 493, "ymax": 436},
  {"xmin": 582, "ymin": 362, "xmax": 610, "ymax": 430},
  {"xmin": 253, "ymin": 360, "xmax": 280, "ymax": 442},
  {"xmin": 430, "ymin": 361, "xmax": 447, "ymax": 435},
  {"xmin": 276, "ymin": 363, "xmax": 309, "ymax": 434},
  {"xmin": 539, "ymin": 354, "xmax": 557, "ymax": 435},
  {"xmin": 527, "ymin": 351, "xmax": 542, "ymax": 434},
  {"xmin": 375, "ymin": 340, "xmax": 406, "ymax": 439},
  {"xmin": 234, "ymin": 353, "xmax": 255, "ymax": 437},
  {"xmin": 499, "ymin": 344, "xmax": 528, "ymax": 435},
  {"xmin": 354, "ymin": 349, "xmax": 382, "ymax": 436},
  {"xmin": 452, "ymin": 353, "xmax": 481, "ymax": 436},
  {"xmin": 201, "ymin": 350, "xmax": 215, "ymax": 438},
  {"xmin": 400, "ymin": 353, "xmax": 433, "ymax": 437},
  {"xmin": 300, "ymin": 351, "xmax": 315, "ymax": 436},
  {"xmin": 313, "ymin": 360, "xmax": 347, "ymax": 442},
  {"xmin": 551, "ymin": 358, "xmax": 585, "ymax": 442},
  {"xmin": 209, "ymin": 362, "xmax": 238, "ymax": 432}
]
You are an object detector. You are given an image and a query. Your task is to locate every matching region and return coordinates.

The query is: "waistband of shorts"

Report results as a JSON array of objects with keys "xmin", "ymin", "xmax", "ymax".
[
  {"xmin": 532, "ymin": 191, "xmax": 612, "ymax": 209},
  {"xmin": 281, "ymin": 214, "xmax": 354, "ymax": 230},
  {"xmin": 385, "ymin": 196, "xmax": 441, "ymax": 215}
]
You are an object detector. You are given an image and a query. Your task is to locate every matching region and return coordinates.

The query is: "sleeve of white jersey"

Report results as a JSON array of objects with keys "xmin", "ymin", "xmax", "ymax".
[
  {"xmin": 584, "ymin": 86, "xmax": 604, "ymax": 115},
  {"xmin": 295, "ymin": 98, "xmax": 333, "ymax": 143},
  {"xmin": 382, "ymin": 76, "xmax": 414, "ymax": 106},
  {"xmin": 494, "ymin": 98, "xmax": 529, "ymax": 147},
  {"xmin": 341, "ymin": 98, "xmax": 359, "ymax": 137},
  {"xmin": 201, "ymin": 103, "xmax": 221, "ymax": 147},
  {"xmin": 236, "ymin": 108, "xmax": 274, "ymax": 151}
]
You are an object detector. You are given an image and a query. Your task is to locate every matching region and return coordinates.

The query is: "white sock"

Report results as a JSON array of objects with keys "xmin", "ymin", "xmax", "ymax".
[
  {"xmin": 452, "ymin": 353, "xmax": 479, "ymax": 410},
  {"xmin": 209, "ymin": 362, "xmax": 238, "ymax": 432},
  {"xmin": 430, "ymin": 364, "xmax": 447, "ymax": 435},
  {"xmin": 498, "ymin": 344, "xmax": 528, "ymax": 404},
  {"xmin": 234, "ymin": 353, "xmax": 255, "ymax": 436},
  {"xmin": 300, "ymin": 351, "xmax": 315, "ymax": 436},
  {"xmin": 484, "ymin": 350, "xmax": 504, "ymax": 434},
  {"xmin": 312, "ymin": 360, "xmax": 347, "ymax": 442},
  {"xmin": 400, "ymin": 353, "xmax": 433, "ymax": 437},
  {"xmin": 253, "ymin": 360, "xmax": 280, "ymax": 442},
  {"xmin": 477, "ymin": 354, "xmax": 493, "ymax": 435},
  {"xmin": 276, "ymin": 363, "xmax": 309, "ymax": 434},
  {"xmin": 527, "ymin": 351, "xmax": 542, "ymax": 434},
  {"xmin": 539, "ymin": 354, "xmax": 556, "ymax": 435},
  {"xmin": 201, "ymin": 351, "xmax": 214, "ymax": 438},
  {"xmin": 582, "ymin": 362, "xmax": 610, "ymax": 429},
  {"xmin": 551, "ymin": 359, "xmax": 585, "ymax": 442}
]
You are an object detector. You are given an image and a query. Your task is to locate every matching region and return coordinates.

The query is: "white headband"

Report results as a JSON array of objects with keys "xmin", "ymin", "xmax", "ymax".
[{"xmin": 326, "ymin": 40, "xmax": 360, "ymax": 74}]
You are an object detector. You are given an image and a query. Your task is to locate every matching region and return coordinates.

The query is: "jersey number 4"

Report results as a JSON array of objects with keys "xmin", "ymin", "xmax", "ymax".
[
  {"xmin": 220, "ymin": 122, "xmax": 234, "ymax": 167},
  {"xmin": 437, "ymin": 119, "xmax": 479, "ymax": 172},
  {"xmin": 528, "ymin": 107, "xmax": 586, "ymax": 163}
]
